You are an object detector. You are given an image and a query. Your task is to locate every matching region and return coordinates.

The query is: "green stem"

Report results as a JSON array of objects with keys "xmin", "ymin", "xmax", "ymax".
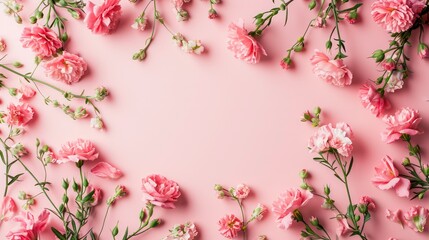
[
  {"xmin": 235, "ymin": 198, "xmax": 247, "ymax": 240},
  {"xmin": 98, "ymin": 204, "xmax": 112, "ymax": 238}
]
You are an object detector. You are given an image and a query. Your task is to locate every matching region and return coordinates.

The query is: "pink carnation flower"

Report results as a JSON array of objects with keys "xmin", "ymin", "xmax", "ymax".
[
  {"xmin": 272, "ymin": 188, "xmax": 313, "ymax": 230},
  {"xmin": 43, "ymin": 51, "xmax": 87, "ymax": 84},
  {"xmin": 6, "ymin": 103, "xmax": 34, "ymax": 127},
  {"xmin": 310, "ymin": 50, "xmax": 353, "ymax": 87},
  {"xmin": 359, "ymin": 84, "xmax": 390, "ymax": 117},
  {"xmin": 17, "ymin": 85, "xmax": 36, "ymax": 101},
  {"xmin": 372, "ymin": 156, "xmax": 410, "ymax": 198},
  {"xmin": 20, "ymin": 26, "xmax": 62, "ymax": 57},
  {"xmin": 404, "ymin": 206, "xmax": 429, "ymax": 232},
  {"xmin": 5, "ymin": 210, "xmax": 50, "ymax": 240},
  {"xmin": 86, "ymin": 185, "xmax": 102, "ymax": 207},
  {"xmin": 371, "ymin": 0, "xmax": 415, "ymax": 33},
  {"xmin": 385, "ymin": 71, "xmax": 404, "ymax": 93},
  {"xmin": 218, "ymin": 214, "xmax": 242, "ymax": 239},
  {"xmin": 0, "ymin": 196, "xmax": 17, "ymax": 224},
  {"xmin": 359, "ymin": 196, "xmax": 376, "ymax": 210},
  {"xmin": 235, "ymin": 184, "xmax": 250, "ymax": 199},
  {"xmin": 141, "ymin": 174, "xmax": 181, "ymax": 209},
  {"xmin": 336, "ymin": 217, "xmax": 352, "ymax": 236},
  {"xmin": 308, "ymin": 122, "xmax": 353, "ymax": 157},
  {"xmin": 84, "ymin": 0, "xmax": 122, "ymax": 35},
  {"xmin": 57, "ymin": 139, "xmax": 99, "ymax": 163},
  {"xmin": 227, "ymin": 19, "xmax": 267, "ymax": 64},
  {"xmin": 381, "ymin": 107, "xmax": 422, "ymax": 143}
]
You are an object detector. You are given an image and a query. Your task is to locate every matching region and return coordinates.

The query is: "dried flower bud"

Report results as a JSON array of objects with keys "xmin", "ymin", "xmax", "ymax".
[
  {"xmin": 418, "ymin": 43, "xmax": 429, "ymax": 58},
  {"xmin": 324, "ymin": 185, "xmax": 330, "ymax": 195},
  {"xmin": 402, "ymin": 157, "xmax": 411, "ymax": 166},
  {"xmin": 74, "ymin": 107, "xmax": 88, "ymax": 119},
  {"xmin": 208, "ymin": 8, "xmax": 218, "ymax": 19},
  {"xmin": 299, "ymin": 169, "xmax": 309, "ymax": 179},
  {"xmin": 12, "ymin": 143, "xmax": 27, "ymax": 157},
  {"xmin": 176, "ymin": 9, "xmax": 189, "ymax": 22},
  {"xmin": 90, "ymin": 117, "xmax": 104, "ymax": 130},
  {"xmin": 149, "ymin": 219, "xmax": 161, "ymax": 228},
  {"xmin": 8, "ymin": 88, "xmax": 17, "ymax": 96},
  {"xmin": 94, "ymin": 86, "xmax": 109, "ymax": 101},
  {"xmin": 0, "ymin": 38, "xmax": 6, "ymax": 52}
]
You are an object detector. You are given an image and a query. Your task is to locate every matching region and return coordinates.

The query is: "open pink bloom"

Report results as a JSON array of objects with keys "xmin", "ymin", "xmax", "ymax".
[
  {"xmin": 17, "ymin": 85, "xmax": 36, "ymax": 101},
  {"xmin": 84, "ymin": 0, "xmax": 122, "ymax": 35},
  {"xmin": 6, "ymin": 210, "xmax": 50, "ymax": 240},
  {"xmin": 385, "ymin": 71, "xmax": 404, "ymax": 93},
  {"xmin": 381, "ymin": 107, "xmax": 422, "ymax": 143},
  {"xmin": 310, "ymin": 50, "xmax": 353, "ymax": 87},
  {"xmin": 141, "ymin": 174, "xmax": 181, "ymax": 209},
  {"xmin": 20, "ymin": 26, "xmax": 62, "ymax": 57},
  {"xmin": 359, "ymin": 196, "xmax": 376, "ymax": 210},
  {"xmin": 218, "ymin": 214, "xmax": 242, "ymax": 239},
  {"xmin": 0, "ymin": 196, "xmax": 17, "ymax": 224},
  {"xmin": 372, "ymin": 156, "xmax": 410, "ymax": 198},
  {"xmin": 336, "ymin": 217, "xmax": 352, "ymax": 236},
  {"xmin": 272, "ymin": 188, "xmax": 313, "ymax": 230},
  {"xmin": 90, "ymin": 162, "xmax": 123, "ymax": 179},
  {"xmin": 43, "ymin": 51, "xmax": 87, "ymax": 85},
  {"xmin": 235, "ymin": 184, "xmax": 250, "ymax": 199},
  {"xmin": 227, "ymin": 19, "xmax": 267, "ymax": 64},
  {"xmin": 371, "ymin": 0, "xmax": 415, "ymax": 33},
  {"xmin": 6, "ymin": 103, "xmax": 34, "ymax": 127},
  {"xmin": 57, "ymin": 139, "xmax": 99, "ymax": 163},
  {"xmin": 308, "ymin": 122, "xmax": 353, "ymax": 157},
  {"xmin": 359, "ymin": 84, "xmax": 390, "ymax": 117},
  {"xmin": 404, "ymin": 206, "xmax": 429, "ymax": 232},
  {"xmin": 86, "ymin": 185, "xmax": 102, "ymax": 207},
  {"xmin": 386, "ymin": 209, "xmax": 405, "ymax": 226}
]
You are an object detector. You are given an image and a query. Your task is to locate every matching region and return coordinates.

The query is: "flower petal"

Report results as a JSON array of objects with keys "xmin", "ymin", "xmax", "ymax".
[{"xmin": 90, "ymin": 162, "xmax": 123, "ymax": 179}]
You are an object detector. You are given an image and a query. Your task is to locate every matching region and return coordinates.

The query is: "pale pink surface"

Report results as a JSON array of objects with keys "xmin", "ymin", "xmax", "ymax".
[{"xmin": 1, "ymin": 0, "xmax": 429, "ymax": 239}]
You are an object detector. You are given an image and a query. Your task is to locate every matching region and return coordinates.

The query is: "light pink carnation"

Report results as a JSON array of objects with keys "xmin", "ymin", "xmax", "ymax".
[
  {"xmin": 381, "ymin": 107, "xmax": 422, "ymax": 143},
  {"xmin": 359, "ymin": 84, "xmax": 390, "ymax": 117},
  {"xmin": 372, "ymin": 156, "xmax": 410, "ymax": 198},
  {"xmin": 17, "ymin": 85, "xmax": 36, "ymax": 101},
  {"xmin": 57, "ymin": 139, "xmax": 99, "ymax": 163},
  {"xmin": 141, "ymin": 174, "xmax": 181, "ymax": 209},
  {"xmin": 43, "ymin": 51, "xmax": 87, "ymax": 84},
  {"xmin": 385, "ymin": 71, "xmax": 404, "ymax": 93},
  {"xmin": 86, "ymin": 185, "xmax": 102, "ymax": 207},
  {"xmin": 310, "ymin": 50, "xmax": 353, "ymax": 87},
  {"xmin": 235, "ymin": 184, "xmax": 250, "ymax": 199},
  {"xmin": 0, "ymin": 196, "xmax": 17, "ymax": 224},
  {"xmin": 227, "ymin": 19, "xmax": 267, "ymax": 64},
  {"xmin": 404, "ymin": 206, "xmax": 429, "ymax": 232},
  {"xmin": 218, "ymin": 214, "xmax": 242, "ymax": 239},
  {"xmin": 272, "ymin": 188, "xmax": 313, "ymax": 230},
  {"xmin": 6, "ymin": 103, "xmax": 34, "ymax": 127},
  {"xmin": 308, "ymin": 122, "xmax": 353, "ymax": 157},
  {"xmin": 336, "ymin": 217, "xmax": 352, "ymax": 236},
  {"xmin": 371, "ymin": 0, "xmax": 415, "ymax": 33},
  {"xmin": 84, "ymin": 0, "xmax": 122, "ymax": 35},
  {"xmin": 5, "ymin": 210, "xmax": 50, "ymax": 240},
  {"xmin": 20, "ymin": 26, "xmax": 62, "ymax": 57},
  {"xmin": 359, "ymin": 196, "xmax": 376, "ymax": 210}
]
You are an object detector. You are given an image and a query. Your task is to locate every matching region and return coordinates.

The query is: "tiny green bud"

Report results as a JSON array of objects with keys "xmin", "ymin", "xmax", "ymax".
[
  {"xmin": 308, "ymin": 0, "xmax": 316, "ymax": 10},
  {"xmin": 292, "ymin": 209, "xmax": 303, "ymax": 221},
  {"xmin": 29, "ymin": 16, "xmax": 37, "ymax": 24},
  {"xmin": 293, "ymin": 42, "xmax": 304, "ymax": 52},
  {"xmin": 61, "ymin": 32, "xmax": 68, "ymax": 42},
  {"xmin": 280, "ymin": 3, "xmax": 286, "ymax": 11},
  {"xmin": 62, "ymin": 194, "xmax": 69, "ymax": 203},
  {"xmin": 402, "ymin": 157, "xmax": 411, "ymax": 166},
  {"xmin": 423, "ymin": 164, "xmax": 429, "ymax": 176},
  {"xmin": 35, "ymin": 56, "xmax": 42, "ymax": 65},
  {"xmin": 35, "ymin": 11, "xmax": 44, "ymax": 19},
  {"xmin": 13, "ymin": 61, "xmax": 23, "ymax": 68},
  {"xmin": 8, "ymin": 88, "xmax": 17, "ymax": 96},
  {"xmin": 358, "ymin": 204, "xmax": 368, "ymax": 214},
  {"xmin": 15, "ymin": 15, "xmax": 22, "ymax": 24},
  {"xmin": 72, "ymin": 180, "xmax": 79, "ymax": 192},
  {"xmin": 112, "ymin": 225, "xmax": 119, "ymax": 237},
  {"xmin": 139, "ymin": 209, "xmax": 145, "ymax": 222},
  {"xmin": 372, "ymin": 49, "xmax": 385, "ymax": 63},
  {"xmin": 324, "ymin": 185, "xmax": 330, "ymax": 195},
  {"xmin": 314, "ymin": 106, "xmax": 321, "ymax": 116},
  {"xmin": 214, "ymin": 184, "xmax": 223, "ymax": 191},
  {"xmin": 376, "ymin": 76, "xmax": 384, "ymax": 84},
  {"xmin": 299, "ymin": 169, "xmax": 308, "ymax": 179},
  {"xmin": 59, "ymin": 203, "xmax": 65, "ymax": 213},
  {"xmin": 83, "ymin": 178, "xmax": 89, "ymax": 188},
  {"xmin": 76, "ymin": 210, "xmax": 83, "ymax": 220},
  {"xmin": 62, "ymin": 179, "xmax": 69, "ymax": 189},
  {"xmin": 255, "ymin": 18, "xmax": 264, "ymax": 26},
  {"xmin": 302, "ymin": 112, "xmax": 311, "ymax": 121},
  {"xmin": 355, "ymin": 215, "xmax": 361, "ymax": 222},
  {"xmin": 418, "ymin": 192, "xmax": 425, "ymax": 199},
  {"xmin": 18, "ymin": 191, "xmax": 26, "ymax": 200},
  {"xmin": 149, "ymin": 219, "xmax": 161, "ymax": 228},
  {"xmin": 325, "ymin": 40, "xmax": 332, "ymax": 50},
  {"xmin": 300, "ymin": 182, "xmax": 309, "ymax": 190},
  {"xmin": 41, "ymin": 145, "xmax": 49, "ymax": 153},
  {"xmin": 36, "ymin": 138, "xmax": 40, "ymax": 147}
]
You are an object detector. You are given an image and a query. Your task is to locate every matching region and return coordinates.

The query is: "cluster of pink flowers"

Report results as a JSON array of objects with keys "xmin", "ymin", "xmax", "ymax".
[
  {"xmin": 162, "ymin": 222, "xmax": 198, "ymax": 240},
  {"xmin": 5, "ymin": 209, "xmax": 50, "ymax": 240},
  {"xmin": 172, "ymin": 34, "xmax": 205, "ymax": 55},
  {"xmin": 387, "ymin": 206, "xmax": 429, "ymax": 232},
  {"xmin": 171, "ymin": 0, "xmax": 191, "ymax": 21},
  {"xmin": 381, "ymin": 107, "xmax": 422, "ymax": 143},
  {"xmin": 371, "ymin": 0, "xmax": 424, "ymax": 33},
  {"xmin": 20, "ymin": 26, "xmax": 88, "ymax": 85},
  {"xmin": 372, "ymin": 156, "xmax": 410, "ymax": 198},
  {"xmin": 271, "ymin": 188, "xmax": 313, "ymax": 230},
  {"xmin": 84, "ymin": 0, "xmax": 122, "ymax": 35},
  {"xmin": 359, "ymin": 84, "xmax": 390, "ymax": 117},
  {"xmin": 227, "ymin": 19, "xmax": 267, "ymax": 64},
  {"xmin": 308, "ymin": 122, "xmax": 354, "ymax": 157},
  {"xmin": 141, "ymin": 174, "xmax": 181, "ymax": 209},
  {"xmin": 310, "ymin": 50, "xmax": 353, "ymax": 87}
]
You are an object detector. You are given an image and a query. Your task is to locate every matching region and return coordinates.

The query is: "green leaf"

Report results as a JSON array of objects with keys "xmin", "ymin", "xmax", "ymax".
[
  {"xmin": 346, "ymin": 157, "xmax": 354, "ymax": 176},
  {"xmin": 90, "ymin": 229, "xmax": 96, "ymax": 240},
  {"xmin": 122, "ymin": 227, "xmax": 129, "ymax": 240},
  {"xmin": 7, "ymin": 173, "xmax": 24, "ymax": 185},
  {"xmin": 364, "ymin": 212, "xmax": 371, "ymax": 222},
  {"xmin": 0, "ymin": 150, "xmax": 5, "ymax": 164},
  {"xmin": 347, "ymin": 204, "xmax": 355, "ymax": 218},
  {"xmin": 83, "ymin": 190, "xmax": 95, "ymax": 203},
  {"xmin": 51, "ymin": 227, "xmax": 66, "ymax": 240}
]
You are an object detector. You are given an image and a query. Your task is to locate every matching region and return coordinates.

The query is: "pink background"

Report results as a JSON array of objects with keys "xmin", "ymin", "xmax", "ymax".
[{"xmin": 1, "ymin": 0, "xmax": 429, "ymax": 239}]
